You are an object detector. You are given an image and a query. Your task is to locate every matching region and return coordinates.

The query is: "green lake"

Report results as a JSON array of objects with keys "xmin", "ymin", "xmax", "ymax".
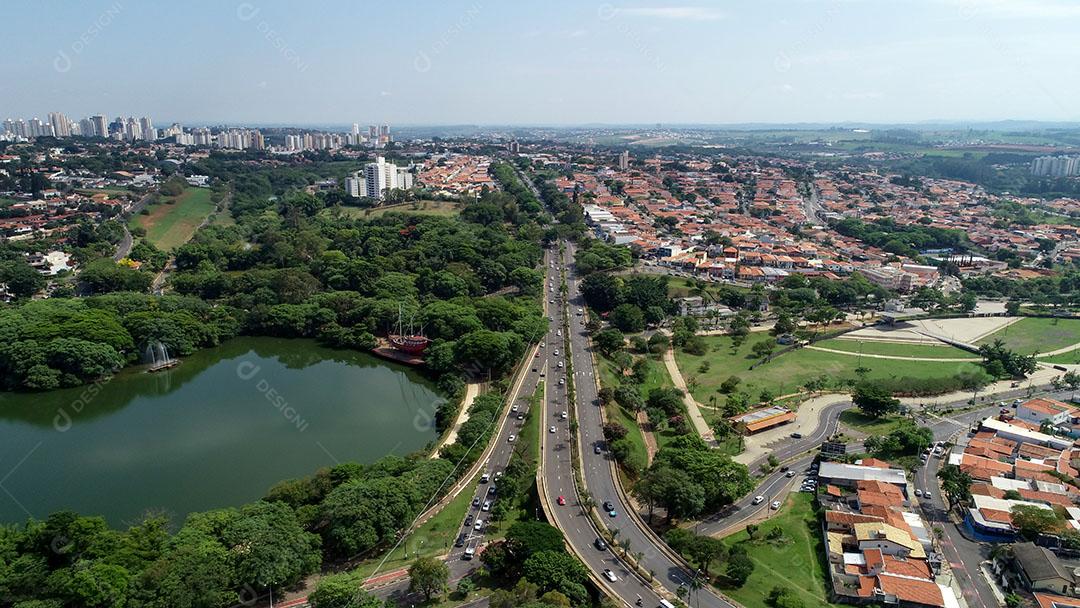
[{"xmin": 0, "ymin": 337, "xmax": 445, "ymax": 527}]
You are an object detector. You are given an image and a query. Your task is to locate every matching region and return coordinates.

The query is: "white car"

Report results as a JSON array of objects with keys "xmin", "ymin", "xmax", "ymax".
[
  {"xmin": 507, "ymin": 435, "xmax": 516, "ymax": 442},
  {"xmin": 561, "ymin": 411, "xmax": 568, "ymax": 420},
  {"xmin": 553, "ymin": 349, "xmax": 559, "ymax": 356},
  {"xmin": 473, "ymin": 519, "xmax": 483, "ymax": 531},
  {"xmin": 557, "ymin": 361, "xmax": 564, "ymax": 368},
  {"xmin": 549, "ymin": 426, "xmax": 556, "ymax": 433},
  {"xmin": 559, "ymin": 378, "xmax": 565, "ymax": 385},
  {"xmin": 602, "ymin": 569, "xmax": 617, "ymax": 583},
  {"xmin": 915, "ymin": 489, "xmax": 923, "ymax": 497},
  {"xmin": 771, "ymin": 501, "xmax": 781, "ymax": 510},
  {"xmin": 482, "ymin": 501, "xmax": 491, "ymax": 512},
  {"xmin": 752, "ymin": 495, "xmax": 765, "ymax": 505},
  {"xmin": 511, "ymin": 405, "xmax": 519, "ymax": 412}
]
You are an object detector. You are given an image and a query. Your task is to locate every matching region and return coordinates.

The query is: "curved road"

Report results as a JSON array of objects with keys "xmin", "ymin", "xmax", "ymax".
[{"xmin": 541, "ymin": 241, "xmax": 737, "ymax": 608}]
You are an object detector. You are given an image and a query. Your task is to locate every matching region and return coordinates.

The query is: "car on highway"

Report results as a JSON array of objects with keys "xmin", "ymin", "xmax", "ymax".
[
  {"xmin": 482, "ymin": 500, "xmax": 491, "ymax": 511},
  {"xmin": 608, "ymin": 509, "xmax": 617, "ymax": 517},
  {"xmin": 594, "ymin": 537, "xmax": 608, "ymax": 550},
  {"xmin": 480, "ymin": 473, "xmax": 490, "ymax": 483},
  {"xmin": 455, "ymin": 533, "xmax": 467, "ymax": 547},
  {"xmin": 559, "ymin": 378, "xmax": 565, "ymax": 385},
  {"xmin": 602, "ymin": 569, "xmax": 617, "ymax": 583},
  {"xmin": 752, "ymin": 495, "xmax": 765, "ymax": 505},
  {"xmin": 473, "ymin": 519, "xmax": 484, "ymax": 531},
  {"xmin": 785, "ymin": 470, "xmax": 796, "ymax": 478},
  {"xmin": 790, "ymin": 432, "xmax": 803, "ymax": 439},
  {"xmin": 594, "ymin": 445, "xmax": 603, "ymax": 454},
  {"xmin": 923, "ymin": 490, "xmax": 932, "ymax": 499},
  {"xmin": 494, "ymin": 471, "xmax": 503, "ymax": 481},
  {"xmin": 549, "ymin": 426, "xmax": 556, "ymax": 433},
  {"xmin": 560, "ymin": 411, "xmax": 568, "ymax": 420},
  {"xmin": 472, "ymin": 497, "xmax": 480, "ymax": 508},
  {"xmin": 553, "ymin": 349, "xmax": 559, "ymax": 356},
  {"xmin": 548, "ymin": 299, "xmax": 554, "ymax": 304},
  {"xmin": 517, "ymin": 413, "xmax": 525, "ymax": 421},
  {"xmin": 557, "ymin": 361, "xmax": 563, "ymax": 368},
  {"xmin": 463, "ymin": 544, "xmax": 475, "ymax": 560},
  {"xmin": 512, "ymin": 405, "xmax": 519, "ymax": 412},
  {"xmin": 603, "ymin": 501, "xmax": 614, "ymax": 511},
  {"xmin": 488, "ymin": 486, "xmax": 497, "ymax": 496},
  {"xmin": 464, "ymin": 514, "xmax": 473, "ymax": 526},
  {"xmin": 771, "ymin": 500, "xmax": 781, "ymax": 510},
  {"xmin": 557, "ymin": 495, "xmax": 566, "ymax": 505},
  {"xmin": 915, "ymin": 489, "xmax": 923, "ymax": 497},
  {"xmin": 508, "ymin": 434, "xmax": 516, "ymax": 442}
]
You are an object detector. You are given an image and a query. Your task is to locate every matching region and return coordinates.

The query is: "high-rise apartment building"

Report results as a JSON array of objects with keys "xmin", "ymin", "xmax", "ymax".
[{"xmin": 618, "ymin": 150, "xmax": 630, "ymax": 170}]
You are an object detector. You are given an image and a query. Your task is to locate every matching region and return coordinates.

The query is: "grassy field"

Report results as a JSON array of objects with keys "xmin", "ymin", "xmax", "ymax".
[
  {"xmin": 1040, "ymin": 349, "xmax": 1080, "ymax": 365},
  {"xmin": 838, "ymin": 410, "xmax": 909, "ymax": 436},
  {"xmin": 334, "ymin": 200, "xmax": 462, "ymax": 219},
  {"xmin": 596, "ymin": 351, "xmax": 691, "ymax": 452},
  {"xmin": 814, "ymin": 338, "xmax": 978, "ymax": 359},
  {"xmin": 977, "ymin": 317, "xmax": 1080, "ymax": 355},
  {"xmin": 720, "ymin": 493, "xmax": 837, "ymax": 608},
  {"xmin": 675, "ymin": 335, "xmax": 988, "ymax": 402},
  {"xmin": 131, "ymin": 187, "xmax": 216, "ymax": 250}
]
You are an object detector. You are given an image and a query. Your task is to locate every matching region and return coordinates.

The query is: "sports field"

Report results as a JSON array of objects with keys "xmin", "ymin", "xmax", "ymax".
[
  {"xmin": 815, "ymin": 338, "xmax": 977, "ymax": 359},
  {"xmin": 675, "ymin": 334, "xmax": 988, "ymax": 401},
  {"xmin": 976, "ymin": 317, "xmax": 1080, "ymax": 355},
  {"xmin": 131, "ymin": 187, "xmax": 216, "ymax": 251}
]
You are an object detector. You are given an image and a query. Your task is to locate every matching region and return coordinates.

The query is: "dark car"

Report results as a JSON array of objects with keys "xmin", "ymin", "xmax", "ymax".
[
  {"xmin": 455, "ymin": 533, "xmax": 466, "ymax": 547},
  {"xmin": 790, "ymin": 432, "xmax": 803, "ymax": 439},
  {"xmin": 464, "ymin": 514, "xmax": 473, "ymax": 527},
  {"xmin": 488, "ymin": 485, "xmax": 497, "ymax": 496},
  {"xmin": 602, "ymin": 501, "xmax": 614, "ymax": 512},
  {"xmin": 472, "ymin": 497, "xmax": 480, "ymax": 508},
  {"xmin": 594, "ymin": 537, "xmax": 608, "ymax": 550}
]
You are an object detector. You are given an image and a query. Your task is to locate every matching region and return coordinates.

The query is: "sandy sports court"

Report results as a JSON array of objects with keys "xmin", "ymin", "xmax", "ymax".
[{"xmin": 838, "ymin": 316, "xmax": 1020, "ymax": 346}]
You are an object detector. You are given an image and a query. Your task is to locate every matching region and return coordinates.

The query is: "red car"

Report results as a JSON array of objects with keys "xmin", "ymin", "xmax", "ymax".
[{"xmin": 557, "ymin": 495, "xmax": 566, "ymax": 505}]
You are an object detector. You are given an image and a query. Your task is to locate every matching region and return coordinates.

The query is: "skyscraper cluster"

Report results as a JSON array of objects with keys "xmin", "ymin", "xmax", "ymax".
[
  {"xmin": 1, "ymin": 112, "xmax": 155, "ymax": 141},
  {"xmin": 1031, "ymin": 155, "xmax": 1080, "ymax": 178}
]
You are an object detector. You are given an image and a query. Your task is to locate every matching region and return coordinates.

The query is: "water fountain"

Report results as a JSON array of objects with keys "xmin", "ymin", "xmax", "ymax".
[{"xmin": 145, "ymin": 340, "xmax": 179, "ymax": 372}]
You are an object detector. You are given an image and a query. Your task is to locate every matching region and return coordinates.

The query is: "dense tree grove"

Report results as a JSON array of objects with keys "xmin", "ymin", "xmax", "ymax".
[{"xmin": 1, "ymin": 186, "xmax": 549, "ymax": 393}]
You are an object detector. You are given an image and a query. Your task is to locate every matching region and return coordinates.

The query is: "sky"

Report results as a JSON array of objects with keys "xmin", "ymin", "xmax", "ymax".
[{"xmin": 2, "ymin": 0, "xmax": 1080, "ymax": 126}]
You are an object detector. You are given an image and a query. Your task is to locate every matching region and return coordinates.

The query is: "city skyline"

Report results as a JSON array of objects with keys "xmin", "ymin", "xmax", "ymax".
[{"xmin": 3, "ymin": 0, "xmax": 1079, "ymax": 125}]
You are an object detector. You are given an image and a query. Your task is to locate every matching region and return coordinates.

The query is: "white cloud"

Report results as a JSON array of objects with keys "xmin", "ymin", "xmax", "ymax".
[
  {"xmin": 618, "ymin": 6, "xmax": 724, "ymax": 21},
  {"xmin": 934, "ymin": 0, "xmax": 1080, "ymax": 18}
]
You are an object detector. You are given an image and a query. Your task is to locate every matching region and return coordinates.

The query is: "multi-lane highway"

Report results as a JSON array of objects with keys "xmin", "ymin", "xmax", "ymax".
[{"xmin": 540, "ymin": 241, "xmax": 739, "ymax": 608}]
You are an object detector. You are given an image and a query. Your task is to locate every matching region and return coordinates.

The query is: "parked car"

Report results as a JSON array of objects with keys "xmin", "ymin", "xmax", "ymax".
[{"xmin": 771, "ymin": 501, "xmax": 781, "ymax": 510}]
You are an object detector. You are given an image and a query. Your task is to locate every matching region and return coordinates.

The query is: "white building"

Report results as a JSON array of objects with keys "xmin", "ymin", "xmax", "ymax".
[{"xmin": 363, "ymin": 156, "xmax": 411, "ymax": 200}]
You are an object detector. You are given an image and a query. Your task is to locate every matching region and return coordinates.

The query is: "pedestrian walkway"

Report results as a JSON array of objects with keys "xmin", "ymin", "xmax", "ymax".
[
  {"xmin": 805, "ymin": 345, "xmax": 980, "ymax": 362},
  {"xmin": 660, "ymin": 341, "xmax": 717, "ymax": 446},
  {"xmin": 430, "ymin": 382, "xmax": 482, "ymax": 458}
]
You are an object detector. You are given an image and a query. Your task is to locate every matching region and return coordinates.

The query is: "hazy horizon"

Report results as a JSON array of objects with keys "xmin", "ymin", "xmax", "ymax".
[{"xmin": 4, "ymin": 0, "xmax": 1080, "ymax": 125}]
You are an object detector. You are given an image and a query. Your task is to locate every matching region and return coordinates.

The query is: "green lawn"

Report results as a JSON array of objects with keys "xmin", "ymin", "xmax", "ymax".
[
  {"xmin": 131, "ymin": 187, "xmax": 216, "ymax": 251},
  {"xmin": 814, "ymin": 338, "xmax": 977, "ymax": 360},
  {"xmin": 720, "ymin": 493, "xmax": 838, "ymax": 608},
  {"xmin": 334, "ymin": 200, "xmax": 461, "ymax": 219},
  {"xmin": 675, "ymin": 335, "xmax": 988, "ymax": 402},
  {"xmin": 838, "ymin": 410, "xmax": 908, "ymax": 436},
  {"xmin": 977, "ymin": 317, "xmax": 1080, "ymax": 356},
  {"xmin": 1040, "ymin": 349, "xmax": 1080, "ymax": 365}
]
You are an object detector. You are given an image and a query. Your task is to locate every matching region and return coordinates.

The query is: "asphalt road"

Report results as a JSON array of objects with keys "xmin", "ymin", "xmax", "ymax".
[
  {"xmin": 540, "ymin": 241, "xmax": 737, "ymax": 608},
  {"xmin": 372, "ymin": 248, "xmax": 562, "ymax": 606}
]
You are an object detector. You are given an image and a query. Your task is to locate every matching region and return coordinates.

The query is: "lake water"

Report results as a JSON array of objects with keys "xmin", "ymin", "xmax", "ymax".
[{"xmin": 0, "ymin": 337, "xmax": 444, "ymax": 527}]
